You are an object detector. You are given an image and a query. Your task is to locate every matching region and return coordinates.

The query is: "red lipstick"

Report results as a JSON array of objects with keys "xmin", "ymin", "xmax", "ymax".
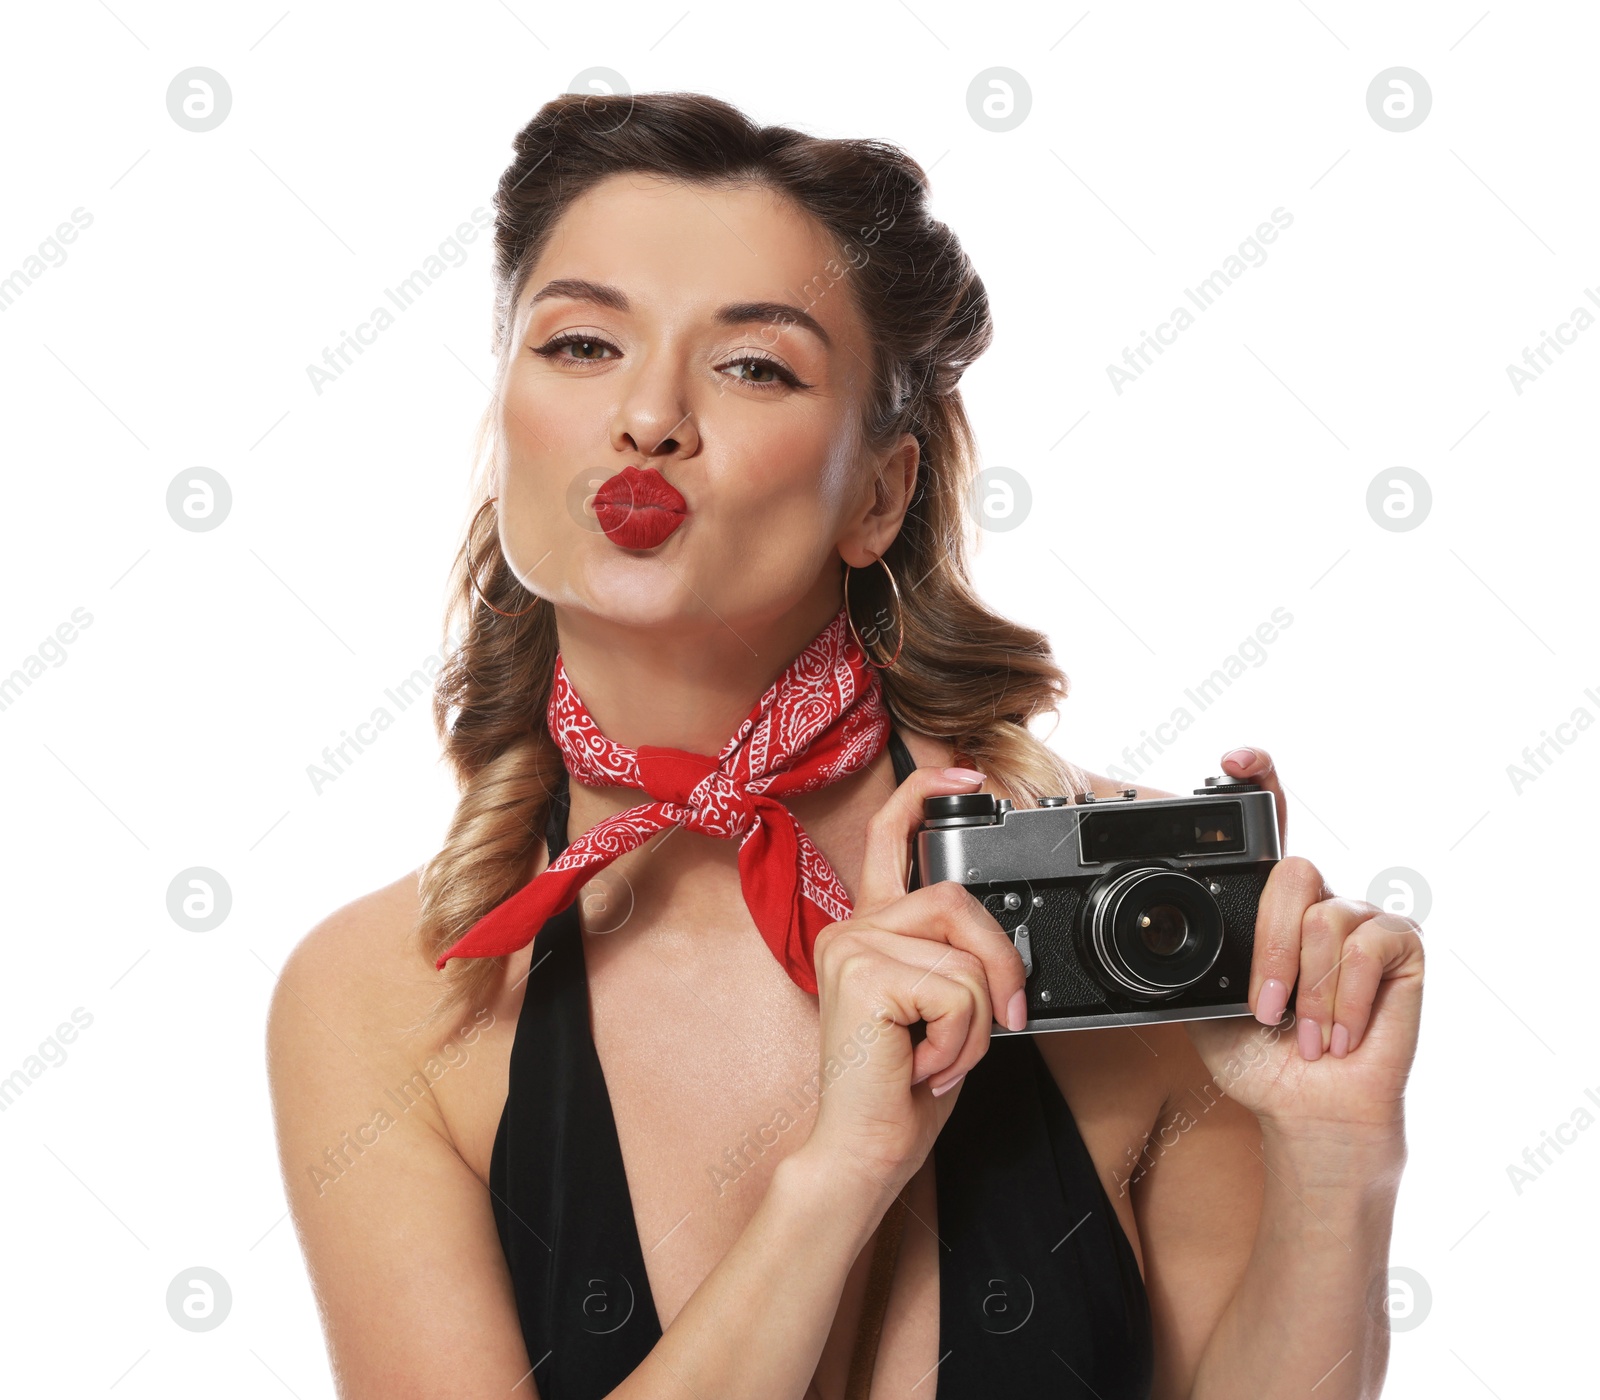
[{"xmin": 592, "ymin": 464, "xmax": 688, "ymax": 549}]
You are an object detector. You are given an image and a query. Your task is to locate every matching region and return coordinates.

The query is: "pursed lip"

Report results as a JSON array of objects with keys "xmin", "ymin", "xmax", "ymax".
[
  {"xmin": 594, "ymin": 464, "xmax": 687, "ymax": 514},
  {"xmin": 591, "ymin": 464, "xmax": 688, "ymax": 547}
]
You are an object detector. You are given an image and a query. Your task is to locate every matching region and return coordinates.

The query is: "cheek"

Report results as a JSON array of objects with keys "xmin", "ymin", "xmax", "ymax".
[
  {"xmin": 499, "ymin": 365, "xmax": 621, "ymax": 561},
  {"xmin": 714, "ymin": 422, "xmax": 853, "ymax": 541},
  {"xmin": 501, "ymin": 365, "xmax": 598, "ymax": 475},
  {"xmin": 701, "ymin": 455, "xmax": 856, "ymax": 603},
  {"xmin": 495, "ymin": 367, "xmax": 602, "ymax": 579},
  {"xmin": 816, "ymin": 431, "xmax": 863, "ymax": 510}
]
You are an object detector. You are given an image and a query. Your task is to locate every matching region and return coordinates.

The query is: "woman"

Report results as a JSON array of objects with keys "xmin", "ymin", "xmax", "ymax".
[{"xmin": 267, "ymin": 92, "xmax": 1423, "ymax": 1400}]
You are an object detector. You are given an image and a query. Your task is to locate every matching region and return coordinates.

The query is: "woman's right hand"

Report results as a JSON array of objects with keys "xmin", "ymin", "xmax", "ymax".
[{"xmin": 802, "ymin": 765, "xmax": 1030, "ymax": 1199}]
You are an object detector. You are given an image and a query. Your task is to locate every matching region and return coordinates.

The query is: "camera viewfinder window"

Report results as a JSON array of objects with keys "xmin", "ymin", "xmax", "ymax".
[
  {"xmin": 1080, "ymin": 801, "xmax": 1246, "ymax": 861},
  {"xmin": 1194, "ymin": 806, "xmax": 1243, "ymax": 847}
]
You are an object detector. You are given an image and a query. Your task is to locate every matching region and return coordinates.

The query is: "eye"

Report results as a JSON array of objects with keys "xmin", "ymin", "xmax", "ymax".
[
  {"xmin": 531, "ymin": 332, "xmax": 811, "ymax": 391},
  {"xmin": 531, "ymin": 331, "xmax": 619, "ymax": 364},
  {"xmin": 719, "ymin": 354, "xmax": 808, "ymax": 391}
]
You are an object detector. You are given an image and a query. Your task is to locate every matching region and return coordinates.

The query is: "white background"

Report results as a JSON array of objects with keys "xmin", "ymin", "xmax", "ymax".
[{"xmin": 1, "ymin": 1, "xmax": 1594, "ymax": 1395}]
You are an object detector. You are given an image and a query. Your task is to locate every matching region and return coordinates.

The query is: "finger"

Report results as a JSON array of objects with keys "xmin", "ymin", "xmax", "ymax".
[
  {"xmin": 1330, "ymin": 916, "xmax": 1422, "ymax": 1056},
  {"xmin": 840, "ymin": 950, "xmax": 975, "ymax": 1086},
  {"xmin": 831, "ymin": 928, "xmax": 1001, "ymax": 1086},
  {"xmin": 1292, "ymin": 897, "xmax": 1375, "ymax": 1059},
  {"xmin": 856, "ymin": 764, "xmax": 987, "ymax": 916},
  {"xmin": 841, "ymin": 928, "xmax": 1013, "ymax": 1030},
  {"xmin": 883, "ymin": 934, "xmax": 993, "ymax": 1087},
  {"xmin": 860, "ymin": 880, "xmax": 1027, "ymax": 1032},
  {"xmin": 912, "ymin": 951, "xmax": 993, "ymax": 1088},
  {"xmin": 1222, "ymin": 745, "xmax": 1287, "ymax": 851},
  {"xmin": 908, "ymin": 971, "xmax": 979, "ymax": 1089},
  {"xmin": 1249, "ymin": 855, "xmax": 1328, "ymax": 1025}
]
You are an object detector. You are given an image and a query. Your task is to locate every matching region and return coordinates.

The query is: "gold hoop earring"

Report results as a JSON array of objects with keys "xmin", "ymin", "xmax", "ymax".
[
  {"xmin": 844, "ymin": 553, "xmax": 904, "ymax": 669},
  {"xmin": 464, "ymin": 497, "xmax": 540, "ymax": 618}
]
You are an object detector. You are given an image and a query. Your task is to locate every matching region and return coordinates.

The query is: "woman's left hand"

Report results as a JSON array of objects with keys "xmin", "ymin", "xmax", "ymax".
[{"xmin": 1181, "ymin": 747, "xmax": 1425, "ymax": 1147}]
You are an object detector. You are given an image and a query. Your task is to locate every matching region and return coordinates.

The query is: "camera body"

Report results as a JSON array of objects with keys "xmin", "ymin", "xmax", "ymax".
[{"xmin": 912, "ymin": 775, "xmax": 1284, "ymax": 1033}]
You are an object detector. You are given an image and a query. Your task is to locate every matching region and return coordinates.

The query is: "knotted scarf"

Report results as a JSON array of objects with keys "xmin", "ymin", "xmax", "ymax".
[{"xmin": 434, "ymin": 603, "xmax": 890, "ymax": 995}]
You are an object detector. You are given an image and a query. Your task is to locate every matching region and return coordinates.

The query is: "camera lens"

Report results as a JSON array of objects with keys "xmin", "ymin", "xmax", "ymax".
[
  {"xmin": 1081, "ymin": 868, "xmax": 1224, "ymax": 1000},
  {"xmin": 1137, "ymin": 901, "xmax": 1188, "ymax": 957}
]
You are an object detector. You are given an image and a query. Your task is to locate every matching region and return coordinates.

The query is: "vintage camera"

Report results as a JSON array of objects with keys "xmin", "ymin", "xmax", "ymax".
[{"xmin": 911, "ymin": 775, "xmax": 1284, "ymax": 1033}]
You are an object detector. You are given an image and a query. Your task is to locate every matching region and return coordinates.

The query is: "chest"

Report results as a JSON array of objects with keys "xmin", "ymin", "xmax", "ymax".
[
  {"xmin": 581, "ymin": 905, "xmax": 948, "ymax": 1396},
  {"xmin": 439, "ymin": 835, "xmax": 1156, "ymax": 1400},
  {"xmin": 580, "ymin": 908, "xmax": 1152, "ymax": 1397},
  {"xmin": 581, "ymin": 900, "xmax": 845, "ymax": 1321}
]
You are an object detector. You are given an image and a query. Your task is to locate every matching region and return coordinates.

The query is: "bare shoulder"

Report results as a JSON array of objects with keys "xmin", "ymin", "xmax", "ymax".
[
  {"xmin": 278, "ymin": 865, "xmax": 429, "ymax": 977},
  {"xmin": 273, "ymin": 867, "xmax": 430, "ymax": 998},
  {"xmin": 265, "ymin": 866, "xmax": 536, "ymax": 1149},
  {"xmin": 265, "ymin": 872, "xmax": 536, "ymax": 1395},
  {"xmin": 266, "ymin": 870, "xmax": 447, "ymax": 1115}
]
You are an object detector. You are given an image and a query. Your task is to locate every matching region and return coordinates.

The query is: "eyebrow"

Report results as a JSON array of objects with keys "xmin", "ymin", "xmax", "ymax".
[{"xmin": 526, "ymin": 277, "xmax": 833, "ymax": 350}]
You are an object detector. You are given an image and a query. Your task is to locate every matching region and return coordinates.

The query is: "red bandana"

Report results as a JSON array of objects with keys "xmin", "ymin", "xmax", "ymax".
[{"xmin": 434, "ymin": 603, "xmax": 890, "ymax": 995}]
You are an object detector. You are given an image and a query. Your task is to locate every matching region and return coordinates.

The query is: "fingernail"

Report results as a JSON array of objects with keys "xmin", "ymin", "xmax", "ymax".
[
  {"xmin": 942, "ymin": 767, "xmax": 985, "ymax": 784},
  {"xmin": 1006, "ymin": 989, "xmax": 1028, "ymax": 1032},
  {"xmin": 1255, "ymin": 977, "xmax": 1289, "ymax": 1025},
  {"xmin": 931, "ymin": 1071, "xmax": 967, "ymax": 1097},
  {"xmin": 1329, "ymin": 1023, "xmax": 1350, "ymax": 1058},
  {"xmin": 1224, "ymin": 748, "xmax": 1257, "ymax": 769},
  {"xmin": 1297, "ymin": 1016, "xmax": 1322, "ymax": 1061}
]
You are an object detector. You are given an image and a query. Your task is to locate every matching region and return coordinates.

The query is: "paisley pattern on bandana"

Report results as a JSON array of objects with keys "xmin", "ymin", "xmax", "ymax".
[{"xmin": 436, "ymin": 604, "xmax": 890, "ymax": 996}]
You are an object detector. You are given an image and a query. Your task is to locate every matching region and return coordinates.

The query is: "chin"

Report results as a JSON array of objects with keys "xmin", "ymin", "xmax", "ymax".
[{"xmin": 567, "ymin": 550, "xmax": 712, "ymax": 630}]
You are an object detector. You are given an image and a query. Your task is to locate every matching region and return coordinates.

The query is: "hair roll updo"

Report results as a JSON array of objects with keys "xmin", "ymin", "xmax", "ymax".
[{"xmin": 412, "ymin": 91, "xmax": 1089, "ymax": 1031}]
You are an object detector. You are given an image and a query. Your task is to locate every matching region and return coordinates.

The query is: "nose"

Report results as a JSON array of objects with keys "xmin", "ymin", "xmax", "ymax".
[{"xmin": 624, "ymin": 408, "xmax": 695, "ymax": 460}]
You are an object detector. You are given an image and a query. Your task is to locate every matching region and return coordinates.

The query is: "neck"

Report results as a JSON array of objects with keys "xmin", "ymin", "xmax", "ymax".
[
  {"xmin": 548, "ymin": 571, "xmax": 901, "ymax": 928},
  {"xmin": 553, "ymin": 571, "xmax": 846, "ymax": 755}
]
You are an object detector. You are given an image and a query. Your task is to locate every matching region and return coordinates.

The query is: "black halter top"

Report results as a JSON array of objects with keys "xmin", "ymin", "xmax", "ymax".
[{"xmin": 489, "ymin": 725, "xmax": 1155, "ymax": 1398}]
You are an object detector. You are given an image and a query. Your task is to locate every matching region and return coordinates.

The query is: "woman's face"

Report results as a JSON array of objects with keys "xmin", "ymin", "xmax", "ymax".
[{"xmin": 496, "ymin": 171, "xmax": 912, "ymax": 635}]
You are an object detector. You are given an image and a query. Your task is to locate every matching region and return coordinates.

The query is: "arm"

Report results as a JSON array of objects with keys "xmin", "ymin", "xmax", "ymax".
[
  {"xmin": 1184, "ymin": 1124, "xmax": 1402, "ymax": 1400},
  {"xmin": 612, "ymin": 760, "xmax": 1028, "ymax": 1398},
  {"xmin": 605, "ymin": 1145, "xmax": 900, "ymax": 1400},
  {"xmin": 1131, "ymin": 1023, "xmax": 1403, "ymax": 1400},
  {"xmin": 272, "ymin": 758, "xmax": 1014, "ymax": 1400},
  {"xmin": 266, "ymin": 913, "xmax": 536, "ymax": 1399},
  {"xmin": 1085, "ymin": 750, "xmax": 1420, "ymax": 1400},
  {"xmin": 270, "ymin": 904, "xmax": 910, "ymax": 1400}
]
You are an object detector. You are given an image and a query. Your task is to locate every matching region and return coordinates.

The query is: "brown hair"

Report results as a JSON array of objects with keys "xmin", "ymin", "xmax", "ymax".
[{"xmin": 411, "ymin": 91, "xmax": 1088, "ymax": 1032}]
